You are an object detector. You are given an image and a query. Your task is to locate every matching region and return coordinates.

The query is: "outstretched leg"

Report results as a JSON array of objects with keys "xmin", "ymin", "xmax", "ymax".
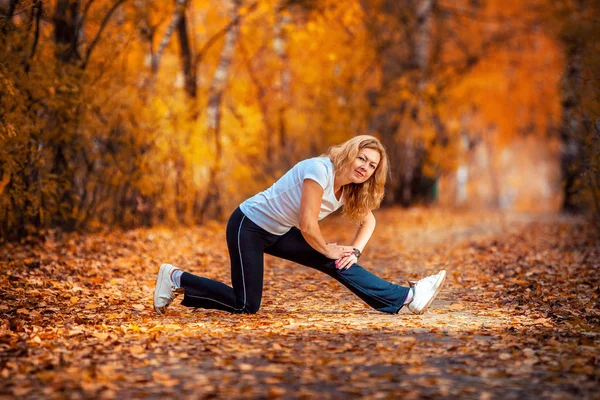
[{"xmin": 265, "ymin": 227, "xmax": 411, "ymax": 314}]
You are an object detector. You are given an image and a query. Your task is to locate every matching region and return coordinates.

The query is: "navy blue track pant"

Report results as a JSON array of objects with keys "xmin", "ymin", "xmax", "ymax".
[{"xmin": 180, "ymin": 207, "xmax": 410, "ymax": 314}]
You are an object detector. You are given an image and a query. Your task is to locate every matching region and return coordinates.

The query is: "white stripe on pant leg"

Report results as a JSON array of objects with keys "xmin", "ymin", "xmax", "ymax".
[
  {"xmin": 237, "ymin": 215, "xmax": 247, "ymax": 310},
  {"xmin": 184, "ymin": 215, "xmax": 248, "ymax": 313},
  {"xmin": 186, "ymin": 294, "xmax": 237, "ymax": 310}
]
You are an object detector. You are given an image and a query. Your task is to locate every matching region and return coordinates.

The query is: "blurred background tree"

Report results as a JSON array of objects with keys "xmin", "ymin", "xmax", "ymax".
[
  {"xmin": 0, "ymin": 0, "xmax": 597, "ymax": 240},
  {"xmin": 550, "ymin": 0, "xmax": 600, "ymax": 217}
]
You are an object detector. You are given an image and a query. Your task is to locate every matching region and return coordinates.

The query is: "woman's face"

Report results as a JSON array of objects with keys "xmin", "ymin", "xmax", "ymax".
[{"xmin": 348, "ymin": 147, "xmax": 381, "ymax": 184}]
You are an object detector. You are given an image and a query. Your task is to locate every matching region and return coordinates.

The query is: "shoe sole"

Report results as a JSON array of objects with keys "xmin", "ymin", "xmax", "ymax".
[
  {"xmin": 153, "ymin": 264, "xmax": 170, "ymax": 315},
  {"xmin": 412, "ymin": 270, "xmax": 447, "ymax": 315}
]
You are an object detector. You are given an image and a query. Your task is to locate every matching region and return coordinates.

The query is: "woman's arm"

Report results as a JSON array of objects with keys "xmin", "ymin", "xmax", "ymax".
[
  {"xmin": 336, "ymin": 210, "xmax": 376, "ymax": 270},
  {"xmin": 299, "ymin": 179, "xmax": 354, "ymax": 259},
  {"xmin": 351, "ymin": 210, "xmax": 376, "ymax": 253}
]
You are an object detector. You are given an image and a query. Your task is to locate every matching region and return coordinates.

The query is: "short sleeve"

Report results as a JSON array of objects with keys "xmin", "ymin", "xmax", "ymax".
[{"xmin": 303, "ymin": 159, "xmax": 329, "ymax": 190}]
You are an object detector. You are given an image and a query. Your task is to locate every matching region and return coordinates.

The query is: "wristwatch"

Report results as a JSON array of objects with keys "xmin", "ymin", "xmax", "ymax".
[{"xmin": 352, "ymin": 248, "xmax": 362, "ymax": 258}]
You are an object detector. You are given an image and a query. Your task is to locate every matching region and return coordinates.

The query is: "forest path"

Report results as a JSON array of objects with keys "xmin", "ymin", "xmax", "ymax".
[{"xmin": 1, "ymin": 208, "xmax": 598, "ymax": 399}]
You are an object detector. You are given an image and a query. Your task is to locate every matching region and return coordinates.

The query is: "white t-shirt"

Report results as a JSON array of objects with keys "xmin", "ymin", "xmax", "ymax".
[{"xmin": 239, "ymin": 157, "xmax": 344, "ymax": 235}]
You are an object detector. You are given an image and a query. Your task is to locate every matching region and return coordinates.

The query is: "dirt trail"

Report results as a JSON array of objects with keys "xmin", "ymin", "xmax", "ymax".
[{"xmin": 1, "ymin": 208, "xmax": 598, "ymax": 399}]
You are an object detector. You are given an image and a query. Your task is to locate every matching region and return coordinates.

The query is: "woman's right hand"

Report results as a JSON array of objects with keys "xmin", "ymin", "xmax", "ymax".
[{"xmin": 325, "ymin": 243, "xmax": 354, "ymax": 260}]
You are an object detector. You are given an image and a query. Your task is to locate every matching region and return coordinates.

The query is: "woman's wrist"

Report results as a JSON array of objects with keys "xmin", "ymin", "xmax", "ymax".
[
  {"xmin": 323, "ymin": 243, "xmax": 337, "ymax": 259},
  {"xmin": 352, "ymin": 248, "xmax": 361, "ymax": 258}
]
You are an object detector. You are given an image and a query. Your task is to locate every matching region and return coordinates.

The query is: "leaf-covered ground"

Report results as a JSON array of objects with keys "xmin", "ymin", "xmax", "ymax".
[{"xmin": 1, "ymin": 208, "xmax": 598, "ymax": 399}]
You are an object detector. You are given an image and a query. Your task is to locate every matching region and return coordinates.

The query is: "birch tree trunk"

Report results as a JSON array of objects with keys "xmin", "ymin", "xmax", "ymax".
[
  {"xmin": 412, "ymin": 0, "xmax": 434, "ymax": 73},
  {"xmin": 202, "ymin": 0, "xmax": 240, "ymax": 220},
  {"xmin": 151, "ymin": 0, "xmax": 186, "ymax": 73},
  {"xmin": 273, "ymin": 10, "xmax": 291, "ymax": 168}
]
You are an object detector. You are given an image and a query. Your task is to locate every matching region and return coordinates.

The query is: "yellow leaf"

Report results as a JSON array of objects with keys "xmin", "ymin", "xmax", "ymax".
[
  {"xmin": 130, "ymin": 345, "xmax": 145, "ymax": 355},
  {"xmin": 93, "ymin": 332, "xmax": 110, "ymax": 341},
  {"xmin": 239, "ymin": 363, "xmax": 253, "ymax": 371}
]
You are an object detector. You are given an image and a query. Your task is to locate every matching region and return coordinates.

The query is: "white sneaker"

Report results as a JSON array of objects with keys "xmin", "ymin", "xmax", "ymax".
[
  {"xmin": 407, "ymin": 270, "xmax": 447, "ymax": 315},
  {"xmin": 153, "ymin": 264, "xmax": 184, "ymax": 315}
]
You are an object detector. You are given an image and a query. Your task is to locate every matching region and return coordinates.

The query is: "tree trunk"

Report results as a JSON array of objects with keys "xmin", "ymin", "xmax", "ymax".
[
  {"xmin": 400, "ymin": 135, "xmax": 416, "ymax": 206},
  {"xmin": 359, "ymin": 0, "xmax": 435, "ymax": 206},
  {"xmin": 273, "ymin": 9, "xmax": 291, "ymax": 168},
  {"xmin": 559, "ymin": 45, "xmax": 583, "ymax": 212},
  {"xmin": 151, "ymin": 0, "xmax": 186, "ymax": 73},
  {"xmin": 7, "ymin": 0, "xmax": 19, "ymax": 19},
  {"xmin": 485, "ymin": 128, "xmax": 501, "ymax": 208},
  {"xmin": 2, "ymin": 0, "xmax": 21, "ymax": 33},
  {"xmin": 202, "ymin": 0, "xmax": 240, "ymax": 219},
  {"xmin": 53, "ymin": 0, "xmax": 80, "ymax": 63},
  {"xmin": 400, "ymin": 0, "xmax": 434, "ymax": 205},
  {"xmin": 412, "ymin": 0, "xmax": 434, "ymax": 73},
  {"xmin": 23, "ymin": 0, "xmax": 42, "ymax": 73},
  {"xmin": 176, "ymin": 7, "xmax": 196, "ymax": 99}
]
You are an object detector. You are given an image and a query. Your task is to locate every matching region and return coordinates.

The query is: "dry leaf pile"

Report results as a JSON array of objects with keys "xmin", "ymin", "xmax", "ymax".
[{"xmin": 1, "ymin": 208, "xmax": 598, "ymax": 399}]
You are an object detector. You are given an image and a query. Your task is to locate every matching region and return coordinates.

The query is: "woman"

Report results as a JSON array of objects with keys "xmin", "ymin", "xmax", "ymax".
[{"xmin": 153, "ymin": 135, "xmax": 446, "ymax": 315}]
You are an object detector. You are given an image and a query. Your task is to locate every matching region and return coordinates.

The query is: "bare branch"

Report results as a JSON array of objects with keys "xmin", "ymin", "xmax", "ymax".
[
  {"xmin": 80, "ymin": 0, "xmax": 128, "ymax": 70},
  {"xmin": 81, "ymin": 0, "xmax": 96, "ymax": 22},
  {"xmin": 315, "ymin": 8, "xmax": 355, "ymax": 39},
  {"xmin": 193, "ymin": 2, "xmax": 258, "ymax": 68},
  {"xmin": 436, "ymin": 4, "xmax": 539, "ymax": 27},
  {"xmin": 75, "ymin": 0, "xmax": 97, "ymax": 42}
]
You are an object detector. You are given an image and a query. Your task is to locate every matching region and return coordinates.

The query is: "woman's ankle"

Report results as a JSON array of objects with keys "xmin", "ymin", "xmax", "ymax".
[{"xmin": 170, "ymin": 269, "xmax": 184, "ymax": 288}]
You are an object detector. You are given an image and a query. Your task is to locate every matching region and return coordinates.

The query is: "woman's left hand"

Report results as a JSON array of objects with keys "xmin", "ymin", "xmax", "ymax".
[{"xmin": 335, "ymin": 254, "xmax": 357, "ymax": 271}]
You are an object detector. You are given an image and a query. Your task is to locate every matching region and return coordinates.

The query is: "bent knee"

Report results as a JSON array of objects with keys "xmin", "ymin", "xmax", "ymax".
[{"xmin": 243, "ymin": 302, "xmax": 261, "ymax": 314}]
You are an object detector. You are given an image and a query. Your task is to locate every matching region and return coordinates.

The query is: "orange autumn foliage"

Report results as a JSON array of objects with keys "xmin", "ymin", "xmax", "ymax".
[{"xmin": 1, "ymin": 0, "xmax": 596, "ymax": 239}]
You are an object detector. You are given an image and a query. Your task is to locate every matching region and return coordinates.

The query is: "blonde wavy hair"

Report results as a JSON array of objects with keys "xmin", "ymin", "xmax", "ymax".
[{"xmin": 322, "ymin": 135, "xmax": 389, "ymax": 224}]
